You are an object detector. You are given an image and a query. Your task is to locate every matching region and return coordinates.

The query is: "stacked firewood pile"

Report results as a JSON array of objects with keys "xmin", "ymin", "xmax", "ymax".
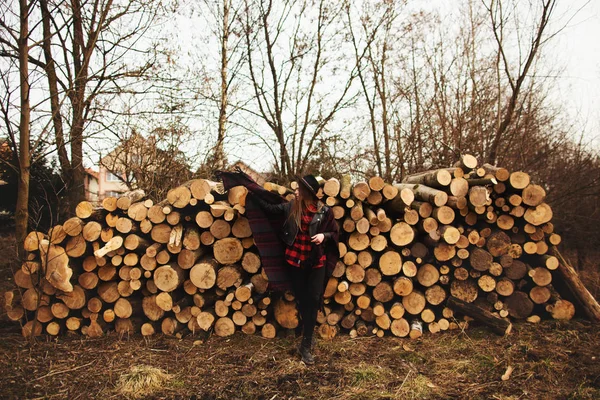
[{"xmin": 5, "ymin": 155, "xmax": 600, "ymax": 339}]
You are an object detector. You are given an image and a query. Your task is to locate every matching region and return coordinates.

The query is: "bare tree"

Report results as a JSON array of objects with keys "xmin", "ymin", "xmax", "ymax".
[
  {"xmin": 483, "ymin": 0, "xmax": 557, "ymax": 164},
  {"xmin": 1, "ymin": 0, "xmax": 165, "ymax": 210},
  {"xmin": 100, "ymin": 129, "xmax": 194, "ymax": 202},
  {"xmin": 214, "ymin": 0, "xmax": 232, "ymax": 170},
  {"xmin": 14, "ymin": 0, "xmax": 30, "ymax": 258},
  {"xmin": 196, "ymin": 0, "xmax": 248, "ymax": 170},
  {"xmin": 241, "ymin": 0, "xmax": 359, "ymax": 178},
  {"xmin": 347, "ymin": 0, "xmax": 407, "ymax": 182}
]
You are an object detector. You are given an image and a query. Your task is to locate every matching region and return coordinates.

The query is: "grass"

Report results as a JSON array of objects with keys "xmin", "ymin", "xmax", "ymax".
[
  {"xmin": 395, "ymin": 372, "xmax": 438, "ymax": 400},
  {"xmin": 568, "ymin": 379, "xmax": 600, "ymax": 400},
  {"xmin": 115, "ymin": 365, "xmax": 172, "ymax": 399},
  {"xmin": 351, "ymin": 364, "xmax": 382, "ymax": 384}
]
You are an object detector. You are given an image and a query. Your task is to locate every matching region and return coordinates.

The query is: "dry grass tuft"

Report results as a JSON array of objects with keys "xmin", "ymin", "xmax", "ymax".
[
  {"xmin": 395, "ymin": 372, "xmax": 438, "ymax": 399},
  {"xmin": 115, "ymin": 365, "xmax": 172, "ymax": 399}
]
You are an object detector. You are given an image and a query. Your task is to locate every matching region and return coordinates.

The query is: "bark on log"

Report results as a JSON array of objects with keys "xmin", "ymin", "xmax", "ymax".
[
  {"xmin": 447, "ymin": 296, "xmax": 512, "ymax": 336},
  {"xmin": 505, "ymin": 291, "xmax": 534, "ymax": 319},
  {"xmin": 404, "ymin": 169, "xmax": 452, "ymax": 187},
  {"xmin": 551, "ymin": 248, "xmax": 600, "ymax": 322}
]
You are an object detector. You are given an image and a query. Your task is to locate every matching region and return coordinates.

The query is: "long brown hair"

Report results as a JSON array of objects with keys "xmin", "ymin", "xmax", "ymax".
[{"xmin": 289, "ymin": 183, "xmax": 321, "ymax": 229}]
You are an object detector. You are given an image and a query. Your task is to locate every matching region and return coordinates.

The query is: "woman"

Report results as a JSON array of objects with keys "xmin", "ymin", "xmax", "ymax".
[{"xmin": 254, "ymin": 175, "xmax": 339, "ymax": 365}]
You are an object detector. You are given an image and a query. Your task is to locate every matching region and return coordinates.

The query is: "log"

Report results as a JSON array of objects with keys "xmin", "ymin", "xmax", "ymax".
[
  {"xmin": 63, "ymin": 217, "xmax": 85, "ymax": 237},
  {"xmin": 189, "ymin": 257, "xmax": 219, "ymax": 289},
  {"xmin": 65, "ymin": 234, "xmax": 87, "ymax": 257},
  {"xmin": 324, "ymin": 177, "xmax": 341, "ymax": 197},
  {"xmin": 196, "ymin": 311, "xmax": 216, "ymax": 331},
  {"xmin": 390, "ymin": 318, "xmax": 410, "ymax": 337},
  {"xmin": 505, "ymin": 291, "xmax": 534, "ymax": 319},
  {"xmin": 433, "ymin": 243, "xmax": 455, "ymax": 262},
  {"xmin": 432, "ymin": 206, "xmax": 455, "ymax": 225},
  {"xmin": 416, "ymin": 264, "xmax": 440, "ymax": 287},
  {"xmin": 379, "ymin": 251, "xmax": 401, "ymax": 276},
  {"xmin": 216, "ymin": 264, "xmax": 243, "ymax": 290},
  {"xmin": 78, "ymin": 272, "xmax": 99, "ymax": 290},
  {"xmin": 389, "ymin": 222, "xmax": 415, "ymax": 246},
  {"xmin": 397, "ymin": 183, "xmax": 447, "ymax": 207},
  {"xmin": 177, "ymin": 248, "xmax": 206, "ymax": 270},
  {"xmin": 530, "ymin": 286, "xmax": 551, "ymax": 304},
  {"xmin": 503, "ymin": 260, "xmax": 527, "ymax": 280},
  {"xmin": 167, "ymin": 186, "xmax": 192, "ymax": 208},
  {"xmin": 393, "ymin": 277, "xmax": 413, "ymax": 296},
  {"xmin": 39, "ymin": 242, "xmax": 74, "ymax": 292},
  {"xmin": 523, "ymin": 203, "xmax": 553, "ymax": 226},
  {"xmin": 167, "ymin": 224, "xmax": 183, "ymax": 253},
  {"xmin": 114, "ymin": 298, "xmax": 133, "ymax": 319},
  {"xmin": 94, "ymin": 236, "xmax": 124, "ymax": 258},
  {"xmin": 273, "ymin": 298, "xmax": 299, "ymax": 329},
  {"xmin": 166, "ymin": 211, "xmax": 181, "ymax": 226},
  {"xmin": 147, "ymin": 204, "xmax": 166, "ymax": 224},
  {"xmin": 57, "ymin": 285, "xmax": 86, "ymax": 310},
  {"xmin": 547, "ymin": 299, "xmax": 576, "ymax": 320},
  {"xmin": 232, "ymin": 217, "xmax": 252, "ymax": 238},
  {"xmin": 509, "ymin": 171, "xmax": 530, "ymax": 189},
  {"xmin": 154, "ymin": 264, "xmax": 185, "ymax": 292},
  {"xmin": 449, "ymin": 178, "xmax": 469, "ymax": 197},
  {"xmin": 496, "ymin": 278, "xmax": 515, "ymax": 297},
  {"xmin": 48, "ymin": 225, "xmax": 67, "ymax": 244},
  {"xmin": 447, "ymin": 296, "xmax": 512, "ymax": 336},
  {"xmin": 352, "ymin": 181, "xmax": 371, "ymax": 201},
  {"xmin": 529, "ymin": 267, "xmax": 552, "ymax": 287},
  {"xmin": 97, "ymin": 282, "xmax": 120, "ymax": 304},
  {"xmin": 450, "ymin": 280, "xmax": 478, "ymax": 303},
  {"xmin": 404, "ymin": 169, "xmax": 451, "ymax": 187},
  {"xmin": 348, "ymin": 232, "xmax": 370, "ymax": 251},
  {"xmin": 384, "ymin": 187, "xmax": 415, "ymax": 216},
  {"xmin": 82, "ymin": 222, "xmax": 102, "ymax": 242},
  {"xmin": 142, "ymin": 295, "xmax": 165, "ymax": 321},
  {"xmin": 470, "ymin": 248, "xmax": 493, "ymax": 271},
  {"xmin": 425, "ymin": 285, "xmax": 446, "ymax": 306},
  {"xmin": 372, "ymin": 282, "xmax": 394, "ymax": 303},
  {"xmin": 241, "ymin": 252, "xmax": 261, "ymax": 274},
  {"xmin": 551, "ymin": 248, "xmax": 600, "ymax": 322},
  {"xmin": 213, "ymin": 238, "xmax": 244, "ymax": 264},
  {"xmin": 468, "ymin": 186, "xmax": 488, "ymax": 207},
  {"xmin": 402, "ymin": 291, "xmax": 426, "ymax": 315},
  {"xmin": 338, "ymin": 175, "xmax": 352, "ymax": 199},
  {"xmin": 454, "ymin": 154, "xmax": 478, "ymax": 171}
]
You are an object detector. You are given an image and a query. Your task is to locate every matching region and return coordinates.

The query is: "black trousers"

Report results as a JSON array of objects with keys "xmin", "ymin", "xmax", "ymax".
[{"xmin": 287, "ymin": 265, "xmax": 326, "ymax": 344}]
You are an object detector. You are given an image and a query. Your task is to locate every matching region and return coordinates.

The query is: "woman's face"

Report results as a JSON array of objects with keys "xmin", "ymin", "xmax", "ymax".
[{"xmin": 296, "ymin": 184, "xmax": 312, "ymax": 201}]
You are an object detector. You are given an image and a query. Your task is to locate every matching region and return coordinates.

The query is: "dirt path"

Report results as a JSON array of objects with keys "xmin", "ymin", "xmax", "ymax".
[{"xmin": 0, "ymin": 320, "xmax": 598, "ymax": 399}]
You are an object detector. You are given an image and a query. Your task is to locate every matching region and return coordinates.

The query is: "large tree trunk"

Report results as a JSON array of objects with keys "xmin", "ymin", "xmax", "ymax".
[{"xmin": 15, "ymin": 0, "xmax": 31, "ymax": 259}]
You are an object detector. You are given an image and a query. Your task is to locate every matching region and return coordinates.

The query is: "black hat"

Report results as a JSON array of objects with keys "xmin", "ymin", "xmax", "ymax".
[{"xmin": 297, "ymin": 174, "xmax": 320, "ymax": 197}]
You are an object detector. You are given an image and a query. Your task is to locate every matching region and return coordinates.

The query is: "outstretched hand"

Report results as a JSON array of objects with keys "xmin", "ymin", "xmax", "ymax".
[{"xmin": 311, "ymin": 233, "xmax": 325, "ymax": 245}]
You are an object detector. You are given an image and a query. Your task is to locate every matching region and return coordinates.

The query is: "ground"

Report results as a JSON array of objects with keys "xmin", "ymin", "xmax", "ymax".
[
  {"xmin": 1, "ymin": 233, "xmax": 599, "ymax": 399},
  {"xmin": 0, "ymin": 319, "xmax": 598, "ymax": 400}
]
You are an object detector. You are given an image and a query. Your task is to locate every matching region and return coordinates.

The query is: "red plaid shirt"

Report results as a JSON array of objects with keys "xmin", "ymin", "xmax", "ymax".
[{"xmin": 285, "ymin": 204, "xmax": 326, "ymax": 269}]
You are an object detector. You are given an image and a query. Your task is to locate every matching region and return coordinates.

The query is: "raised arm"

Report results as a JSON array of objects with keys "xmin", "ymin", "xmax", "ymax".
[{"xmin": 251, "ymin": 194, "xmax": 289, "ymax": 215}]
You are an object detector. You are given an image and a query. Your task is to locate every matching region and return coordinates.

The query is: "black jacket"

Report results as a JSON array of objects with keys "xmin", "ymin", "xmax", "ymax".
[{"xmin": 255, "ymin": 199, "xmax": 335, "ymax": 247}]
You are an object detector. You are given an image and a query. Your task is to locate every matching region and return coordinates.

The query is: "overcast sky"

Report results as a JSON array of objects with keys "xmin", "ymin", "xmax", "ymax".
[{"xmin": 551, "ymin": 0, "xmax": 600, "ymax": 144}]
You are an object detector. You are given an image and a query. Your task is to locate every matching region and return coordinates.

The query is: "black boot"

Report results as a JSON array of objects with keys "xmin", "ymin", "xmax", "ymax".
[{"xmin": 298, "ymin": 337, "xmax": 315, "ymax": 365}]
